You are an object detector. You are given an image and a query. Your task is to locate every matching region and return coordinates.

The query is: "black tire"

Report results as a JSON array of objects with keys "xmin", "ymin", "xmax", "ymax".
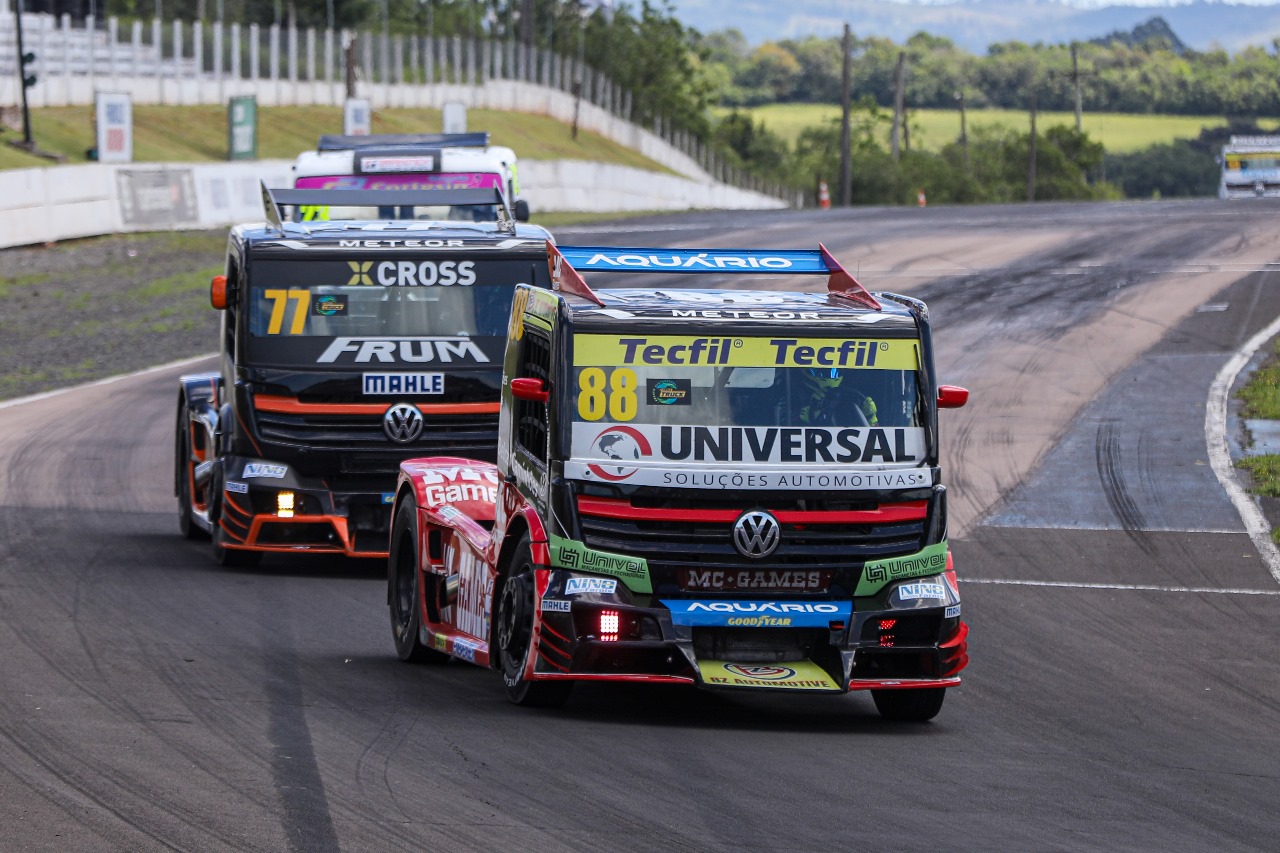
[
  {"xmin": 389, "ymin": 499, "xmax": 448, "ymax": 664},
  {"xmin": 208, "ymin": 463, "xmax": 261, "ymax": 569},
  {"xmin": 175, "ymin": 407, "xmax": 208, "ymax": 541},
  {"xmin": 494, "ymin": 536, "xmax": 573, "ymax": 708},
  {"xmin": 871, "ymin": 687, "xmax": 946, "ymax": 722}
]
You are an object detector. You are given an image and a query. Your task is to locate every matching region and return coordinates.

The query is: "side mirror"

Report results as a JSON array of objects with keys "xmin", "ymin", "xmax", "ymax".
[
  {"xmin": 510, "ymin": 377, "xmax": 549, "ymax": 403},
  {"xmin": 210, "ymin": 274, "xmax": 228, "ymax": 310},
  {"xmin": 513, "ymin": 199, "xmax": 530, "ymax": 222},
  {"xmin": 937, "ymin": 385, "xmax": 969, "ymax": 409}
]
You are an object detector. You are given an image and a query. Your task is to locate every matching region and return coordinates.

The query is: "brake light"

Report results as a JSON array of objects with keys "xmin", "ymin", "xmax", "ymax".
[
  {"xmin": 599, "ymin": 610, "xmax": 620, "ymax": 642},
  {"xmin": 879, "ymin": 618, "xmax": 896, "ymax": 647}
]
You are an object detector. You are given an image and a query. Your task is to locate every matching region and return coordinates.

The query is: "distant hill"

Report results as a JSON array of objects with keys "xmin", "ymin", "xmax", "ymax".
[
  {"xmin": 672, "ymin": 0, "xmax": 1280, "ymax": 52},
  {"xmin": 1090, "ymin": 16, "xmax": 1188, "ymax": 53}
]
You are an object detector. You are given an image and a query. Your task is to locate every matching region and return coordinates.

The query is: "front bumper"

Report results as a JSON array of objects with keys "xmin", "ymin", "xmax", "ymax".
[
  {"xmin": 216, "ymin": 456, "xmax": 394, "ymax": 558},
  {"xmin": 529, "ymin": 569, "xmax": 969, "ymax": 694}
]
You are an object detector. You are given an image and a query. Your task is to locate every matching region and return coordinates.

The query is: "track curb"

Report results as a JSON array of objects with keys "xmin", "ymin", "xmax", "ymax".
[{"xmin": 1206, "ymin": 316, "xmax": 1280, "ymax": 586}]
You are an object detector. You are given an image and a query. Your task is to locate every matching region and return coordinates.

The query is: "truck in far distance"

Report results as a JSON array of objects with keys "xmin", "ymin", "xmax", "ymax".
[
  {"xmin": 1219, "ymin": 135, "xmax": 1280, "ymax": 198},
  {"xmin": 292, "ymin": 132, "xmax": 529, "ymax": 222}
]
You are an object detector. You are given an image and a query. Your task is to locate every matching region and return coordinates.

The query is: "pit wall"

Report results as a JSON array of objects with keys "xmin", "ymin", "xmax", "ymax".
[{"xmin": 0, "ymin": 158, "xmax": 784, "ymax": 250}]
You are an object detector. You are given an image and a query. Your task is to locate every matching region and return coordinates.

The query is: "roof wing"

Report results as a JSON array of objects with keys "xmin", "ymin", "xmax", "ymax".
[
  {"xmin": 820, "ymin": 243, "xmax": 880, "ymax": 310},
  {"xmin": 261, "ymin": 185, "xmax": 514, "ymax": 230},
  {"xmin": 547, "ymin": 241, "xmax": 604, "ymax": 306},
  {"xmin": 316, "ymin": 132, "xmax": 491, "ymax": 151},
  {"xmin": 553, "ymin": 245, "xmax": 881, "ymax": 309}
]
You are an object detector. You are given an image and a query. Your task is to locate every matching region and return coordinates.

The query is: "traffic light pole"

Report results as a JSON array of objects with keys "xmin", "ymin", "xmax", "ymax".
[{"xmin": 14, "ymin": 0, "xmax": 33, "ymax": 148}]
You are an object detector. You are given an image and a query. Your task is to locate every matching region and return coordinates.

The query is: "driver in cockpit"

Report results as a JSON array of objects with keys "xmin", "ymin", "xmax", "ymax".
[{"xmin": 797, "ymin": 367, "xmax": 878, "ymax": 427}]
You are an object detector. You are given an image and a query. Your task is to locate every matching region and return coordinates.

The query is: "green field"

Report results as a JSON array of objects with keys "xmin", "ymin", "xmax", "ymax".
[
  {"xmin": 730, "ymin": 103, "xmax": 1280, "ymax": 154},
  {"xmin": 0, "ymin": 106, "xmax": 670, "ymax": 172}
]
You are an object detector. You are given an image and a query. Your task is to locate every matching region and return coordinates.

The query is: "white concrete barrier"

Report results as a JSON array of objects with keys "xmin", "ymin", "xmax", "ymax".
[{"xmin": 0, "ymin": 157, "xmax": 783, "ymax": 250}]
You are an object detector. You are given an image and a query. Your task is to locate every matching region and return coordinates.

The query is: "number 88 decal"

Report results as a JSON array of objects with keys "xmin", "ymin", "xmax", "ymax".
[{"xmin": 577, "ymin": 367, "xmax": 638, "ymax": 421}]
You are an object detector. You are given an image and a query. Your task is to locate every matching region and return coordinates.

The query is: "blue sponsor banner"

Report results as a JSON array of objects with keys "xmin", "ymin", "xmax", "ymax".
[
  {"xmin": 558, "ymin": 246, "xmax": 830, "ymax": 275},
  {"xmin": 661, "ymin": 599, "xmax": 852, "ymax": 628}
]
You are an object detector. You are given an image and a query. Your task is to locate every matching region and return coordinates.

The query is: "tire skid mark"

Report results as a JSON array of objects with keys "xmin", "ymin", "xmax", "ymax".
[
  {"xmin": 0, "ymin": 579, "xmax": 261, "ymax": 851},
  {"xmin": 1095, "ymin": 419, "xmax": 1154, "ymax": 554},
  {"xmin": 142, "ymin": 643, "xmax": 433, "ymax": 852},
  {"xmin": 0, "ymin": 724, "xmax": 184, "ymax": 852}
]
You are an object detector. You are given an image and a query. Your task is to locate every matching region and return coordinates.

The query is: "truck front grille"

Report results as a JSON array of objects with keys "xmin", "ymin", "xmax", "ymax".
[{"xmin": 255, "ymin": 410, "xmax": 500, "ymax": 463}]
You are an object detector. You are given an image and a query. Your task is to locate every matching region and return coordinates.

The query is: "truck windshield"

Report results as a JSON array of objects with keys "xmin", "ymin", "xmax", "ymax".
[
  {"xmin": 245, "ymin": 257, "xmax": 545, "ymax": 368},
  {"xmin": 294, "ymin": 173, "xmax": 503, "ymax": 221},
  {"xmin": 565, "ymin": 333, "xmax": 928, "ymax": 490}
]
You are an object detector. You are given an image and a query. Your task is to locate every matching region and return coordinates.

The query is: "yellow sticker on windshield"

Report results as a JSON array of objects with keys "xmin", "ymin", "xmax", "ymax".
[{"xmin": 573, "ymin": 335, "xmax": 918, "ymax": 370}]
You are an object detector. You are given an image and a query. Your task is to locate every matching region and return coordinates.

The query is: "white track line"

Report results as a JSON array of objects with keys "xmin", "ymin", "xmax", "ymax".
[
  {"xmin": 0, "ymin": 353, "xmax": 217, "ymax": 412},
  {"xmin": 1206, "ymin": 312, "xmax": 1280, "ymax": 586},
  {"xmin": 964, "ymin": 578, "xmax": 1280, "ymax": 596}
]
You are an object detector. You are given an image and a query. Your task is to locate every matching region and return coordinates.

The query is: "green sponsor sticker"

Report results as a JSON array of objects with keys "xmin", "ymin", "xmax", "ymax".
[
  {"xmin": 549, "ymin": 535, "xmax": 652, "ymax": 594},
  {"xmin": 856, "ymin": 540, "xmax": 949, "ymax": 596}
]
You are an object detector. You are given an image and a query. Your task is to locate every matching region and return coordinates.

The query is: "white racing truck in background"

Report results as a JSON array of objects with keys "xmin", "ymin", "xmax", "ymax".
[
  {"xmin": 1219, "ymin": 135, "xmax": 1280, "ymax": 198},
  {"xmin": 293, "ymin": 132, "xmax": 529, "ymax": 222}
]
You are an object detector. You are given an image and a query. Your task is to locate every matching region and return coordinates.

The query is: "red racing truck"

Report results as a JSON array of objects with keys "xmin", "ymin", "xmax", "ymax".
[{"xmin": 387, "ymin": 243, "xmax": 970, "ymax": 720}]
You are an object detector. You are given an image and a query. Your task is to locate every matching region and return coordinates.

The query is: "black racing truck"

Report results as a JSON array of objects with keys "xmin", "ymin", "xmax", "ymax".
[
  {"xmin": 175, "ymin": 187, "xmax": 551, "ymax": 566},
  {"xmin": 386, "ymin": 242, "xmax": 971, "ymax": 721}
]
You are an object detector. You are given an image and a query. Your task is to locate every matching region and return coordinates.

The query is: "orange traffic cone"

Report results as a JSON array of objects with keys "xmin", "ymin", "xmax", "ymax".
[
  {"xmin": 818, "ymin": 180, "xmax": 831, "ymax": 210},
  {"xmin": 917, "ymin": 189, "xmax": 927, "ymax": 207}
]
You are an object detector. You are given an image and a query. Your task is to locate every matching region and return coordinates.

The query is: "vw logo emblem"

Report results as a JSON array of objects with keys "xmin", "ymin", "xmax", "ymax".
[
  {"xmin": 732, "ymin": 510, "xmax": 780, "ymax": 559},
  {"xmin": 383, "ymin": 402, "xmax": 424, "ymax": 444}
]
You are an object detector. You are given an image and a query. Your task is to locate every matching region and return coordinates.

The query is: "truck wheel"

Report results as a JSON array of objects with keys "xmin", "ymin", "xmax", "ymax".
[
  {"xmin": 175, "ymin": 407, "xmax": 207, "ymax": 540},
  {"xmin": 389, "ymin": 499, "xmax": 448, "ymax": 664},
  {"xmin": 495, "ymin": 536, "xmax": 572, "ymax": 708},
  {"xmin": 871, "ymin": 687, "xmax": 946, "ymax": 722},
  {"xmin": 208, "ymin": 464, "xmax": 261, "ymax": 569}
]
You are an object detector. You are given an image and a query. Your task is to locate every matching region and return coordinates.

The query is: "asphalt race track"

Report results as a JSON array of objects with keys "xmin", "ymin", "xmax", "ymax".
[{"xmin": 3, "ymin": 199, "xmax": 1280, "ymax": 851}]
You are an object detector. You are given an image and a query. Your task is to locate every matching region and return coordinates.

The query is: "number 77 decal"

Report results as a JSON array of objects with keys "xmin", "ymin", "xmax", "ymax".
[{"xmin": 263, "ymin": 289, "xmax": 311, "ymax": 334}]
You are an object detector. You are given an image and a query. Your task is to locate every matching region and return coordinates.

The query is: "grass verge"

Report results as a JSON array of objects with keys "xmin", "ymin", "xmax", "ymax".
[
  {"xmin": 1235, "ymin": 339, "xmax": 1280, "ymax": 504},
  {"xmin": 725, "ymin": 104, "xmax": 1280, "ymax": 154},
  {"xmin": 0, "ymin": 105, "xmax": 672, "ymax": 173}
]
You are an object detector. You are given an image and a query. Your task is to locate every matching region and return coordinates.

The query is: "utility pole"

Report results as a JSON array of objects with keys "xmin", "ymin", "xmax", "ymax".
[
  {"xmin": 838, "ymin": 23, "xmax": 852, "ymax": 207},
  {"xmin": 890, "ymin": 51, "xmax": 905, "ymax": 161},
  {"xmin": 1071, "ymin": 43, "xmax": 1083, "ymax": 133},
  {"xmin": 572, "ymin": 10, "xmax": 585, "ymax": 139},
  {"xmin": 956, "ymin": 89, "xmax": 969, "ymax": 171},
  {"xmin": 14, "ymin": 0, "xmax": 34, "ymax": 149},
  {"xmin": 520, "ymin": 0, "xmax": 534, "ymax": 47},
  {"xmin": 1027, "ymin": 90, "xmax": 1038, "ymax": 202}
]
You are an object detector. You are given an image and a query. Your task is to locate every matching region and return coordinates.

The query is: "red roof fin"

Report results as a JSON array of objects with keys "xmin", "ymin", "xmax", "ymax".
[
  {"xmin": 547, "ymin": 240, "xmax": 605, "ymax": 307},
  {"xmin": 820, "ymin": 243, "xmax": 880, "ymax": 310}
]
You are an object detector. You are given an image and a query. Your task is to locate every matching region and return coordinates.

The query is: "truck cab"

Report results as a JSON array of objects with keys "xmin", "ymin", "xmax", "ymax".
[
  {"xmin": 1219, "ymin": 135, "xmax": 1280, "ymax": 198},
  {"xmin": 387, "ymin": 243, "xmax": 970, "ymax": 720},
  {"xmin": 293, "ymin": 132, "xmax": 528, "ymax": 222},
  {"xmin": 175, "ymin": 187, "xmax": 552, "ymax": 566}
]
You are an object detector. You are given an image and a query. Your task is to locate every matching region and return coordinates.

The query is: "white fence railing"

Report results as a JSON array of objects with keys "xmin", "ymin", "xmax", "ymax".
[{"xmin": 0, "ymin": 12, "xmax": 790, "ymax": 200}]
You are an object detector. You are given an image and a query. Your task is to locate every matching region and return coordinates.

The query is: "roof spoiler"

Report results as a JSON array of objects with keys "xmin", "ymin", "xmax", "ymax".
[
  {"xmin": 316, "ymin": 132, "xmax": 491, "ymax": 151},
  {"xmin": 260, "ymin": 184, "xmax": 515, "ymax": 232},
  {"xmin": 549, "ymin": 244, "xmax": 881, "ymax": 310}
]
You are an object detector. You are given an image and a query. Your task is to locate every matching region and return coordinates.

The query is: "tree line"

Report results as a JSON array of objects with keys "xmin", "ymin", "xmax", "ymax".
[{"xmin": 703, "ymin": 18, "xmax": 1280, "ymax": 117}]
